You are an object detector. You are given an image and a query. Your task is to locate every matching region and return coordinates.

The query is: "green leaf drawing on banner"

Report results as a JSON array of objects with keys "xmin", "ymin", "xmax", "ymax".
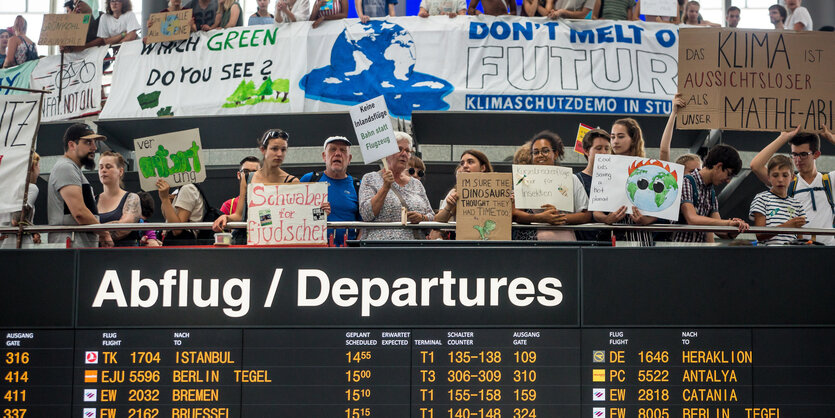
[
  {"xmin": 137, "ymin": 91, "xmax": 161, "ymax": 109},
  {"xmin": 157, "ymin": 106, "xmax": 174, "ymax": 116}
]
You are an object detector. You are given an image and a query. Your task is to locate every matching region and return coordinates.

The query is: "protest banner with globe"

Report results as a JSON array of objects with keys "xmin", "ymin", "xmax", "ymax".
[{"xmin": 588, "ymin": 155, "xmax": 684, "ymax": 222}]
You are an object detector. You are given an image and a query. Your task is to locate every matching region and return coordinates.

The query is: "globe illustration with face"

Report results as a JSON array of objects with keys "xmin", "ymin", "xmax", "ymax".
[{"xmin": 626, "ymin": 160, "xmax": 679, "ymax": 212}]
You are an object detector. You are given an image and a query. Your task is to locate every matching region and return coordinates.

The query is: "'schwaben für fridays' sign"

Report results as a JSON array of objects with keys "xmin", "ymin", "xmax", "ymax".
[{"xmin": 677, "ymin": 28, "xmax": 834, "ymax": 132}]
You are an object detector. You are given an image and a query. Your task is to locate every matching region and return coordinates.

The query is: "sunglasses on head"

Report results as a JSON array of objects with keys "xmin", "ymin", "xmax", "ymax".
[{"xmin": 261, "ymin": 129, "xmax": 289, "ymax": 146}]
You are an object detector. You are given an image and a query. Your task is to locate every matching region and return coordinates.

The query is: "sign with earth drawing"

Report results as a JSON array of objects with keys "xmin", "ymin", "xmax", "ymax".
[
  {"xmin": 101, "ymin": 17, "xmax": 679, "ymax": 120},
  {"xmin": 588, "ymin": 154, "xmax": 684, "ymax": 222},
  {"xmin": 146, "ymin": 9, "xmax": 192, "ymax": 44},
  {"xmin": 133, "ymin": 128, "xmax": 206, "ymax": 191}
]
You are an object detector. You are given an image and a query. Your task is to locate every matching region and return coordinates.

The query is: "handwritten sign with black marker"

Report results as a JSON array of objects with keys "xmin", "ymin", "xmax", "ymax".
[{"xmin": 678, "ymin": 28, "xmax": 833, "ymax": 132}]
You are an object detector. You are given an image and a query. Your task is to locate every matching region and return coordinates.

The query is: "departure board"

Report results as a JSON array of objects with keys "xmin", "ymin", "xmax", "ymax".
[
  {"xmin": 4, "ymin": 328, "xmax": 834, "ymax": 417},
  {"xmin": 2, "ymin": 248, "xmax": 834, "ymax": 417}
]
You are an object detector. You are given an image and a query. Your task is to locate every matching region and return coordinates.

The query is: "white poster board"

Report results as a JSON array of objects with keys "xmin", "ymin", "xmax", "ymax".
[
  {"xmin": 349, "ymin": 95, "xmax": 398, "ymax": 164},
  {"xmin": 588, "ymin": 154, "xmax": 684, "ymax": 222},
  {"xmin": 0, "ymin": 94, "xmax": 40, "ymax": 213},
  {"xmin": 246, "ymin": 182, "xmax": 329, "ymax": 245},
  {"xmin": 134, "ymin": 128, "xmax": 206, "ymax": 191},
  {"xmin": 512, "ymin": 164, "xmax": 574, "ymax": 211},
  {"xmin": 640, "ymin": 0, "xmax": 678, "ymax": 17}
]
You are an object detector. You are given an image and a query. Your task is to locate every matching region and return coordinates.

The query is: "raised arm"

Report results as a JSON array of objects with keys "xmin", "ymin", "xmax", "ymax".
[
  {"xmin": 659, "ymin": 93, "xmax": 685, "ymax": 162},
  {"xmin": 750, "ymin": 126, "xmax": 800, "ymax": 186}
]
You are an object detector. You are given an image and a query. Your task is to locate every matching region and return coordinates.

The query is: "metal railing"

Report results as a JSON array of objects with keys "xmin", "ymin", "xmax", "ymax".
[{"xmin": 1, "ymin": 221, "xmax": 832, "ymax": 236}]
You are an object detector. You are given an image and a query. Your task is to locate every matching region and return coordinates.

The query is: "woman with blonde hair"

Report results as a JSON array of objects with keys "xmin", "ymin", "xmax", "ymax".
[
  {"xmin": 211, "ymin": 0, "xmax": 244, "ymax": 28},
  {"xmin": 3, "ymin": 16, "xmax": 38, "ymax": 68},
  {"xmin": 97, "ymin": 151, "xmax": 142, "ymax": 246}
]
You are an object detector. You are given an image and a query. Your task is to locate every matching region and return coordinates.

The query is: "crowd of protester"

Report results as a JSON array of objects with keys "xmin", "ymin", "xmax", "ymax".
[
  {"xmin": 33, "ymin": 107, "xmax": 835, "ymax": 248},
  {"xmin": 0, "ymin": 0, "xmax": 826, "ymax": 70}
]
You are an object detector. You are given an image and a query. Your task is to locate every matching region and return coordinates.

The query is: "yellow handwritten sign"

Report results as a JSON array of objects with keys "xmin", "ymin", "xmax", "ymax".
[
  {"xmin": 678, "ymin": 28, "xmax": 834, "ymax": 132},
  {"xmin": 39, "ymin": 14, "xmax": 90, "ymax": 46},
  {"xmin": 146, "ymin": 9, "xmax": 193, "ymax": 44}
]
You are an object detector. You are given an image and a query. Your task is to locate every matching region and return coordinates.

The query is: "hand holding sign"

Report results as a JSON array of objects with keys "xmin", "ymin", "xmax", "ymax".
[
  {"xmin": 39, "ymin": 14, "xmax": 90, "ymax": 46},
  {"xmin": 349, "ymin": 96, "xmax": 398, "ymax": 169},
  {"xmin": 134, "ymin": 128, "xmax": 206, "ymax": 191},
  {"xmin": 146, "ymin": 10, "xmax": 193, "ymax": 44},
  {"xmin": 588, "ymin": 155, "xmax": 684, "ymax": 222}
]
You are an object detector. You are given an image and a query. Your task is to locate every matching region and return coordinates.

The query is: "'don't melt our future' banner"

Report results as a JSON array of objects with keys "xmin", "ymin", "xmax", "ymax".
[{"xmin": 100, "ymin": 16, "xmax": 680, "ymax": 120}]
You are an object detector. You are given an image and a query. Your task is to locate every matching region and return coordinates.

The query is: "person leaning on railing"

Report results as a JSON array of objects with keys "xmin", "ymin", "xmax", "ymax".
[
  {"xmin": 96, "ymin": 151, "xmax": 142, "ymax": 246},
  {"xmin": 512, "ymin": 131, "xmax": 591, "ymax": 242},
  {"xmin": 428, "ymin": 149, "xmax": 493, "ymax": 241},
  {"xmin": 358, "ymin": 132, "xmax": 434, "ymax": 240},
  {"xmin": 98, "ymin": 0, "xmax": 141, "ymax": 45}
]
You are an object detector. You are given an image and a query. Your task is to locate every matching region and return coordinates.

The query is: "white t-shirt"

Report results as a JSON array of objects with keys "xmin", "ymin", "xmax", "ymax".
[
  {"xmin": 419, "ymin": 0, "xmax": 467, "ymax": 14},
  {"xmin": 536, "ymin": 175, "xmax": 589, "ymax": 242},
  {"xmin": 785, "ymin": 6, "xmax": 813, "ymax": 31},
  {"xmin": 173, "ymin": 183, "xmax": 206, "ymax": 223},
  {"xmin": 275, "ymin": 0, "xmax": 310, "ymax": 23},
  {"xmin": 792, "ymin": 171, "xmax": 834, "ymax": 245},
  {"xmin": 97, "ymin": 11, "xmax": 142, "ymax": 38}
]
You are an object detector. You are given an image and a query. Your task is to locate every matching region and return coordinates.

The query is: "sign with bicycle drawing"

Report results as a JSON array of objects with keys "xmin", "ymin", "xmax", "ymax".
[{"xmin": 29, "ymin": 45, "xmax": 108, "ymax": 122}]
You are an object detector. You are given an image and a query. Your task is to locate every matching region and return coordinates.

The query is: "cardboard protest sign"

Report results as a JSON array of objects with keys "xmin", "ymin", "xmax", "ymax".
[
  {"xmin": 588, "ymin": 154, "xmax": 684, "ymax": 222},
  {"xmin": 38, "ymin": 14, "xmax": 90, "ymax": 46},
  {"xmin": 134, "ymin": 128, "xmax": 206, "ymax": 191},
  {"xmin": 349, "ymin": 95, "xmax": 398, "ymax": 164},
  {"xmin": 573, "ymin": 123, "xmax": 592, "ymax": 154},
  {"xmin": 0, "ymin": 94, "xmax": 40, "ymax": 213},
  {"xmin": 512, "ymin": 165, "xmax": 574, "ymax": 211},
  {"xmin": 455, "ymin": 173, "xmax": 512, "ymax": 241},
  {"xmin": 678, "ymin": 28, "xmax": 834, "ymax": 132},
  {"xmin": 146, "ymin": 9, "xmax": 192, "ymax": 44},
  {"xmin": 639, "ymin": 0, "xmax": 678, "ymax": 17},
  {"xmin": 246, "ymin": 183, "xmax": 329, "ymax": 245}
]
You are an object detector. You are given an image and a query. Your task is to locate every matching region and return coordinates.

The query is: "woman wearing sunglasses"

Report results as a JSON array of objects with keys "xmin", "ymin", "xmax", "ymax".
[{"xmin": 213, "ymin": 129, "xmax": 329, "ymax": 233}]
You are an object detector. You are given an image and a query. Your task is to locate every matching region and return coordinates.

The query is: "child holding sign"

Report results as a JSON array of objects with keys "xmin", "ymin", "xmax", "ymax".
[{"xmin": 512, "ymin": 131, "xmax": 591, "ymax": 241}]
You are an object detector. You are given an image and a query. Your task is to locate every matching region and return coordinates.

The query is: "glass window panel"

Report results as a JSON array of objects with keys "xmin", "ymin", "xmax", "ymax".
[
  {"xmin": 29, "ymin": 0, "xmax": 51, "ymax": 13},
  {"xmin": 0, "ymin": 0, "xmax": 27, "ymax": 13}
]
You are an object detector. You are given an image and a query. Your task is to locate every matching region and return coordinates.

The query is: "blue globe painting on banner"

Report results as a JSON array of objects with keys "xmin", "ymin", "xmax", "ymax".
[
  {"xmin": 300, "ymin": 20, "xmax": 453, "ymax": 118},
  {"xmin": 625, "ymin": 160, "xmax": 679, "ymax": 213}
]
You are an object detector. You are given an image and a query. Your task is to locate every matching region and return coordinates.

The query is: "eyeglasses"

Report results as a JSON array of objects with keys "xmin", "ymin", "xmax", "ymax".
[
  {"xmin": 239, "ymin": 168, "xmax": 256, "ymax": 175},
  {"xmin": 408, "ymin": 167, "xmax": 424, "ymax": 178},
  {"xmin": 398, "ymin": 146, "xmax": 413, "ymax": 154},
  {"xmin": 261, "ymin": 129, "xmax": 289, "ymax": 146},
  {"xmin": 532, "ymin": 148, "xmax": 555, "ymax": 156},
  {"xmin": 725, "ymin": 168, "xmax": 737, "ymax": 179},
  {"xmin": 790, "ymin": 151, "xmax": 813, "ymax": 159}
]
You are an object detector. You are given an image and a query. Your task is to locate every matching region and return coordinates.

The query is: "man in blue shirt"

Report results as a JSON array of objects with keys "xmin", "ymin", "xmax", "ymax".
[{"xmin": 300, "ymin": 136, "xmax": 360, "ymax": 246}]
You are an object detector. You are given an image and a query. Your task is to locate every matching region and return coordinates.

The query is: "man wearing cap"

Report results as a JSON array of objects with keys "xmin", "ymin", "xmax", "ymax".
[
  {"xmin": 48, "ymin": 123, "xmax": 113, "ymax": 247},
  {"xmin": 299, "ymin": 136, "xmax": 361, "ymax": 246}
]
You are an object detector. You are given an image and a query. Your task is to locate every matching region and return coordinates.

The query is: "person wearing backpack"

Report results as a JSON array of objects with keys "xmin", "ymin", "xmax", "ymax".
[
  {"xmin": 3, "ymin": 16, "xmax": 38, "ymax": 69},
  {"xmin": 299, "ymin": 136, "xmax": 360, "ymax": 246},
  {"xmin": 751, "ymin": 125, "xmax": 835, "ymax": 245},
  {"xmin": 674, "ymin": 144, "xmax": 749, "ymax": 243}
]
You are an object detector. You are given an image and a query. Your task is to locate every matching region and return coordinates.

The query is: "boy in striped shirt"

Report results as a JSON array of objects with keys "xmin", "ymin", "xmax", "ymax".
[{"xmin": 749, "ymin": 155, "xmax": 806, "ymax": 245}]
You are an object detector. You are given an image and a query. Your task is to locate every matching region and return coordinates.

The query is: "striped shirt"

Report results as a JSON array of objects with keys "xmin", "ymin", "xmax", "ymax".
[
  {"xmin": 749, "ymin": 190, "xmax": 806, "ymax": 246},
  {"xmin": 674, "ymin": 170, "xmax": 717, "ymax": 243}
]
